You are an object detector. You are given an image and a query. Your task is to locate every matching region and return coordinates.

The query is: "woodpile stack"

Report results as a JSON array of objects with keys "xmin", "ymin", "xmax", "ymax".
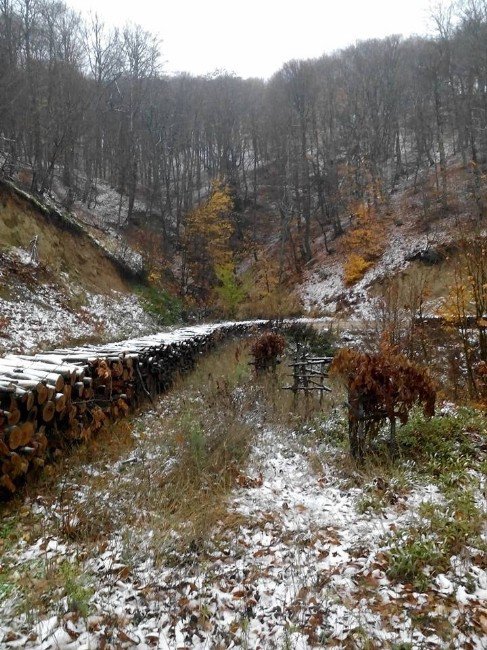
[{"xmin": 0, "ymin": 321, "xmax": 265, "ymax": 495}]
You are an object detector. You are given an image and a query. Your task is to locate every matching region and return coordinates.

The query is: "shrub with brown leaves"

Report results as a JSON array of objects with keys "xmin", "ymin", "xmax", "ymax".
[
  {"xmin": 330, "ymin": 343, "xmax": 436, "ymax": 460},
  {"xmin": 250, "ymin": 332, "xmax": 286, "ymax": 371}
]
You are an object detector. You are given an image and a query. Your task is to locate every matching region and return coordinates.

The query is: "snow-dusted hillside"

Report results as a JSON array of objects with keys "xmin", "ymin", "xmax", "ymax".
[
  {"xmin": 0, "ymin": 180, "xmax": 163, "ymax": 355},
  {"xmin": 0, "ymin": 248, "xmax": 158, "ymax": 355},
  {"xmin": 300, "ymin": 214, "xmax": 455, "ymax": 321},
  {"xmin": 298, "ymin": 163, "xmax": 485, "ymax": 322}
]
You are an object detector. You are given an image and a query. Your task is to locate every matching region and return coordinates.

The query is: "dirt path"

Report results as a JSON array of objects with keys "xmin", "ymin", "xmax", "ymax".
[{"xmin": 0, "ymin": 344, "xmax": 485, "ymax": 649}]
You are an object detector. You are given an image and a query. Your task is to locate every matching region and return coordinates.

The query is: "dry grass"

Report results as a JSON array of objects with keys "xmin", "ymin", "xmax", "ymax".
[
  {"xmin": 4, "ymin": 336, "xmax": 335, "ymax": 539},
  {"xmin": 0, "ymin": 341, "xmax": 262, "ymax": 622},
  {"xmin": 17, "ymin": 342, "xmax": 258, "ymax": 556}
]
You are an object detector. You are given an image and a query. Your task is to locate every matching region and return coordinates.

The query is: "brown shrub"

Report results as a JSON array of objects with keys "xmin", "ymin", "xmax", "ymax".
[
  {"xmin": 250, "ymin": 332, "xmax": 286, "ymax": 371},
  {"xmin": 330, "ymin": 342, "xmax": 436, "ymax": 460}
]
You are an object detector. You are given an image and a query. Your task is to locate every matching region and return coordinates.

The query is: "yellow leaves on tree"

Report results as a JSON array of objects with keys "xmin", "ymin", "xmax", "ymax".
[
  {"xmin": 183, "ymin": 181, "xmax": 234, "ymax": 300},
  {"xmin": 344, "ymin": 254, "xmax": 373, "ymax": 286},
  {"xmin": 214, "ymin": 262, "xmax": 246, "ymax": 318},
  {"xmin": 343, "ymin": 200, "xmax": 384, "ymax": 286},
  {"xmin": 186, "ymin": 182, "xmax": 233, "ymax": 269},
  {"xmin": 439, "ymin": 238, "xmax": 486, "ymax": 337},
  {"xmin": 439, "ymin": 274, "xmax": 471, "ymax": 325}
]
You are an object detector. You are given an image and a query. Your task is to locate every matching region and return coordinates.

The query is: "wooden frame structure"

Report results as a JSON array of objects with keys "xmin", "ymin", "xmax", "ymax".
[{"xmin": 283, "ymin": 344, "xmax": 333, "ymax": 402}]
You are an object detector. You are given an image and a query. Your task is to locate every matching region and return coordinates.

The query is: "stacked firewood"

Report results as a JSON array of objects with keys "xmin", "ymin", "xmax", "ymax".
[{"xmin": 0, "ymin": 322, "xmax": 265, "ymax": 494}]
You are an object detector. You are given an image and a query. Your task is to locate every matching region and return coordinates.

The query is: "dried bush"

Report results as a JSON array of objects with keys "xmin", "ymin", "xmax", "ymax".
[
  {"xmin": 330, "ymin": 343, "xmax": 436, "ymax": 460},
  {"xmin": 0, "ymin": 315, "xmax": 10, "ymax": 333},
  {"xmin": 250, "ymin": 331, "xmax": 286, "ymax": 371},
  {"xmin": 438, "ymin": 234, "xmax": 486, "ymax": 399}
]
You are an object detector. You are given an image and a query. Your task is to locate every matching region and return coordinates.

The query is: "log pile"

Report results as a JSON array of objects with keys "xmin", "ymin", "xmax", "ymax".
[{"xmin": 0, "ymin": 321, "xmax": 266, "ymax": 494}]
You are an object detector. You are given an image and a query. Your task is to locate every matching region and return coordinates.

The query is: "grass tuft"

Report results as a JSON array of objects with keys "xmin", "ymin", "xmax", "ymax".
[{"xmin": 386, "ymin": 487, "xmax": 485, "ymax": 590}]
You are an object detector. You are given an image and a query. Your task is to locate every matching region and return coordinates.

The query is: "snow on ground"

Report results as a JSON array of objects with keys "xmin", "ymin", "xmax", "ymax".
[
  {"xmin": 0, "ymin": 248, "xmax": 158, "ymax": 354},
  {"xmin": 78, "ymin": 181, "xmax": 145, "ymax": 230},
  {"xmin": 297, "ymin": 154, "xmax": 484, "ymax": 323},
  {"xmin": 0, "ymin": 403, "xmax": 485, "ymax": 649},
  {"xmin": 51, "ymin": 174, "xmax": 147, "ymax": 231},
  {"xmin": 0, "ymin": 288, "xmax": 156, "ymax": 354},
  {"xmin": 81, "ymin": 227, "xmax": 145, "ymax": 278}
]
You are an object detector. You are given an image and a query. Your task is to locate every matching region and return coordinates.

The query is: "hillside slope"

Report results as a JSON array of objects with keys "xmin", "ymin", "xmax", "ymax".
[
  {"xmin": 297, "ymin": 159, "xmax": 486, "ymax": 323},
  {"xmin": 0, "ymin": 181, "xmax": 159, "ymax": 354}
]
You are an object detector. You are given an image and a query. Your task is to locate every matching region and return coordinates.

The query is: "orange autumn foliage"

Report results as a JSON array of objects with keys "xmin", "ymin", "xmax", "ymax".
[{"xmin": 344, "ymin": 254, "xmax": 372, "ymax": 286}]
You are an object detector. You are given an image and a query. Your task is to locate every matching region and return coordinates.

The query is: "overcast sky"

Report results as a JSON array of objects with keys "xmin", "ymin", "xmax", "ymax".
[{"xmin": 68, "ymin": 0, "xmax": 448, "ymax": 79}]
